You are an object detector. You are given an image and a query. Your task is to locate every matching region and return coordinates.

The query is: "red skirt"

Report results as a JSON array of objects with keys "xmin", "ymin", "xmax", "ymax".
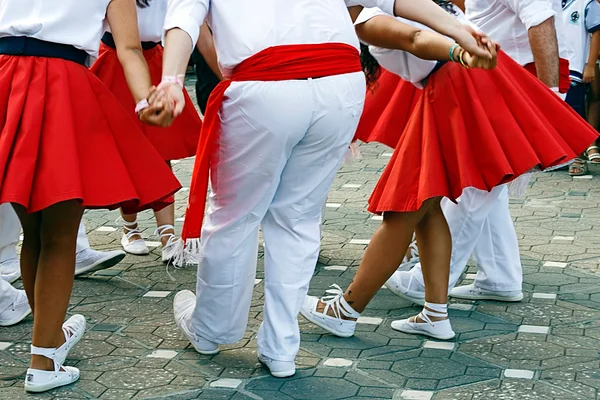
[
  {"xmin": 369, "ymin": 52, "xmax": 599, "ymax": 214},
  {"xmin": 354, "ymin": 68, "xmax": 422, "ymax": 148},
  {"xmin": 0, "ymin": 55, "xmax": 181, "ymax": 213},
  {"xmin": 91, "ymin": 43, "xmax": 202, "ymax": 161}
]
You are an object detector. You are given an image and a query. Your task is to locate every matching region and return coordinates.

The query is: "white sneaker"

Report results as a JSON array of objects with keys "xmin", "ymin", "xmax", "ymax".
[
  {"xmin": 74, "ymin": 248, "xmax": 126, "ymax": 276},
  {"xmin": 398, "ymin": 239, "xmax": 419, "ymax": 272},
  {"xmin": 384, "ymin": 271, "xmax": 426, "ymax": 306},
  {"xmin": 25, "ymin": 346, "xmax": 79, "ymax": 393},
  {"xmin": 118, "ymin": 218, "xmax": 150, "ymax": 255},
  {"xmin": 0, "ymin": 289, "xmax": 31, "ymax": 327},
  {"xmin": 258, "ymin": 354, "xmax": 296, "ymax": 378},
  {"xmin": 173, "ymin": 290, "xmax": 220, "ymax": 355},
  {"xmin": 391, "ymin": 310, "xmax": 456, "ymax": 340},
  {"xmin": 155, "ymin": 225, "xmax": 178, "ymax": 264},
  {"xmin": 56, "ymin": 315, "xmax": 86, "ymax": 365},
  {"xmin": 450, "ymin": 284, "xmax": 523, "ymax": 302},
  {"xmin": 0, "ymin": 258, "xmax": 20, "ymax": 283},
  {"xmin": 300, "ymin": 285, "xmax": 360, "ymax": 338}
]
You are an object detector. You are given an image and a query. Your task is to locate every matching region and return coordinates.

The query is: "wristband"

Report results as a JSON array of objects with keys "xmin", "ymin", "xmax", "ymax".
[
  {"xmin": 449, "ymin": 43, "xmax": 460, "ymax": 62},
  {"xmin": 162, "ymin": 75, "xmax": 184, "ymax": 88},
  {"xmin": 135, "ymin": 98, "xmax": 149, "ymax": 114},
  {"xmin": 458, "ymin": 49, "xmax": 470, "ymax": 69}
]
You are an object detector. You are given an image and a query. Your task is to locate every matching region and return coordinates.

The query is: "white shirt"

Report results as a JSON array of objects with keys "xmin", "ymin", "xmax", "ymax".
[
  {"xmin": 0, "ymin": 0, "xmax": 111, "ymax": 60},
  {"xmin": 107, "ymin": 0, "xmax": 168, "ymax": 43},
  {"xmin": 562, "ymin": 0, "xmax": 592, "ymax": 78},
  {"xmin": 466, "ymin": 0, "xmax": 569, "ymax": 66},
  {"xmin": 164, "ymin": 0, "xmax": 396, "ymax": 77},
  {"xmin": 356, "ymin": 7, "xmax": 472, "ymax": 89}
]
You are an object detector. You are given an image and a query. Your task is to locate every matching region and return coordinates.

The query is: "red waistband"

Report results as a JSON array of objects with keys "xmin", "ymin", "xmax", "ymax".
[
  {"xmin": 182, "ymin": 43, "xmax": 363, "ymax": 240},
  {"xmin": 523, "ymin": 58, "xmax": 571, "ymax": 93}
]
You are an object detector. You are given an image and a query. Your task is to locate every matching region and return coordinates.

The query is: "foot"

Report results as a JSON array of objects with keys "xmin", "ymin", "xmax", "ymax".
[
  {"xmin": 25, "ymin": 346, "xmax": 79, "ymax": 393},
  {"xmin": 173, "ymin": 290, "xmax": 220, "ymax": 355},
  {"xmin": 56, "ymin": 315, "xmax": 86, "ymax": 365},
  {"xmin": 119, "ymin": 219, "xmax": 150, "ymax": 255},
  {"xmin": 300, "ymin": 285, "xmax": 360, "ymax": 338},
  {"xmin": 0, "ymin": 289, "xmax": 31, "ymax": 327},
  {"xmin": 155, "ymin": 225, "xmax": 179, "ymax": 265},
  {"xmin": 449, "ymin": 284, "xmax": 523, "ymax": 302},
  {"xmin": 74, "ymin": 248, "xmax": 126, "ymax": 277},
  {"xmin": 258, "ymin": 354, "xmax": 296, "ymax": 378},
  {"xmin": 384, "ymin": 270, "xmax": 426, "ymax": 306},
  {"xmin": 391, "ymin": 304, "xmax": 455, "ymax": 340},
  {"xmin": 0, "ymin": 258, "xmax": 21, "ymax": 283},
  {"xmin": 569, "ymin": 158, "xmax": 588, "ymax": 176}
]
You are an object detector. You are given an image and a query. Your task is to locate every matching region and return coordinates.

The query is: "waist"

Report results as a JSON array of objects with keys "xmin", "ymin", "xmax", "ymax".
[
  {"xmin": 101, "ymin": 32, "xmax": 159, "ymax": 51},
  {"xmin": 570, "ymin": 70, "xmax": 583, "ymax": 84},
  {"xmin": 0, "ymin": 36, "xmax": 87, "ymax": 66}
]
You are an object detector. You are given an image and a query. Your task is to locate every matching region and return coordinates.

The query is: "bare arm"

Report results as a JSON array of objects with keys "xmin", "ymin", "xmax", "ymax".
[
  {"xmin": 106, "ymin": 0, "xmax": 152, "ymax": 103},
  {"xmin": 584, "ymin": 31, "xmax": 600, "ymax": 83},
  {"xmin": 528, "ymin": 18, "xmax": 559, "ymax": 88},
  {"xmin": 196, "ymin": 22, "xmax": 224, "ymax": 81}
]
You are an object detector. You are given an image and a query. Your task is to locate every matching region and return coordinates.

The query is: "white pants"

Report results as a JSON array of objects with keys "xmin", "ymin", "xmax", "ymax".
[
  {"xmin": 191, "ymin": 73, "xmax": 366, "ymax": 362},
  {"xmin": 411, "ymin": 185, "xmax": 522, "ymax": 292},
  {"xmin": 0, "ymin": 277, "xmax": 20, "ymax": 313},
  {"xmin": 0, "ymin": 203, "xmax": 90, "ymax": 263}
]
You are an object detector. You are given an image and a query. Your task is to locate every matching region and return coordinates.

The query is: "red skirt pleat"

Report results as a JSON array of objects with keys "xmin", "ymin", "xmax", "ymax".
[
  {"xmin": 369, "ymin": 52, "xmax": 598, "ymax": 214},
  {"xmin": 0, "ymin": 55, "xmax": 181, "ymax": 213},
  {"xmin": 354, "ymin": 68, "xmax": 422, "ymax": 148},
  {"xmin": 91, "ymin": 43, "xmax": 202, "ymax": 161}
]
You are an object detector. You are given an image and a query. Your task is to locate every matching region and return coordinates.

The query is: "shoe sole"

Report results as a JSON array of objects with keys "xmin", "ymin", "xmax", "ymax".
[
  {"xmin": 385, "ymin": 286, "xmax": 426, "ymax": 306},
  {"xmin": 299, "ymin": 309, "xmax": 354, "ymax": 338},
  {"xmin": 258, "ymin": 357, "xmax": 296, "ymax": 378},
  {"xmin": 75, "ymin": 252, "xmax": 127, "ymax": 277},
  {"xmin": 450, "ymin": 293, "xmax": 524, "ymax": 302},
  {"xmin": 391, "ymin": 324, "xmax": 456, "ymax": 340},
  {"xmin": 0, "ymin": 308, "xmax": 32, "ymax": 327},
  {"xmin": 25, "ymin": 375, "xmax": 79, "ymax": 393}
]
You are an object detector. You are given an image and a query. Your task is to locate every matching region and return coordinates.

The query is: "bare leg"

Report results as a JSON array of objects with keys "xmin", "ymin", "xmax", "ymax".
[
  {"xmin": 12, "ymin": 205, "xmax": 41, "ymax": 313},
  {"xmin": 588, "ymin": 65, "xmax": 600, "ymax": 131},
  {"xmin": 15, "ymin": 201, "xmax": 83, "ymax": 371}
]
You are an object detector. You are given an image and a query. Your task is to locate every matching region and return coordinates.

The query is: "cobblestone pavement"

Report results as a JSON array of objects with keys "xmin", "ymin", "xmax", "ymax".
[{"xmin": 2, "ymin": 79, "xmax": 600, "ymax": 399}]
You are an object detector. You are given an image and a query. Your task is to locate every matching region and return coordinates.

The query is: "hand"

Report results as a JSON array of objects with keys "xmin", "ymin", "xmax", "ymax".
[
  {"xmin": 156, "ymin": 81, "xmax": 186, "ymax": 118},
  {"xmin": 462, "ymin": 39, "xmax": 499, "ymax": 69},
  {"xmin": 452, "ymin": 24, "xmax": 494, "ymax": 60},
  {"xmin": 138, "ymin": 87, "xmax": 176, "ymax": 127},
  {"xmin": 584, "ymin": 64, "xmax": 596, "ymax": 83}
]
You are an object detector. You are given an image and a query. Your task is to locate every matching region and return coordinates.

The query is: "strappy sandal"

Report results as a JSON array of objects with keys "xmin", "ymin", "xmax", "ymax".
[
  {"xmin": 117, "ymin": 217, "xmax": 149, "ymax": 255},
  {"xmin": 587, "ymin": 145, "xmax": 600, "ymax": 164},
  {"xmin": 155, "ymin": 224, "xmax": 178, "ymax": 265},
  {"xmin": 569, "ymin": 158, "xmax": 588, "ymax": 176}
]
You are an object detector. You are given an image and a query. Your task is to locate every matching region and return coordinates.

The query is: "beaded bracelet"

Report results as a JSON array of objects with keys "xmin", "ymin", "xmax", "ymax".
[
  {"xmin": 449, "ymin": 43, "xmax": 460, "ymax": 62},
  {"xmin": 458, "ymin": 49, "xmax": 470, "ymax": 69}
]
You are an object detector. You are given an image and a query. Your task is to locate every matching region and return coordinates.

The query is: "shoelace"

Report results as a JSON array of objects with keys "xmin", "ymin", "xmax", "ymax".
[
  {"xmin": 403, "ymin": 239, "xmax": 419, "ymax": 264},
  {"xmin": 415, "ymin": 307, "xmax": 448, "ymax": 327},
  {"xmin": 155, "ymin": 224, "xmax": 177, "ymax": 249},
  {"xmin": 117, "ymin": 217, "xmax": 144, "ymax": 241},
  {"xmin": 319, "ymin": 284, "xmax": 360, "ymax": 321}
]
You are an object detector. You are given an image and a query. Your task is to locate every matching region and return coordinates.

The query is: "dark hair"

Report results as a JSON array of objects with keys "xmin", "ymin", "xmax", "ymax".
[
  {"xmin": 136, "ymin": 0, "xmax": 151, "ymax": 8},
  {"xmin": 360, "ymin": 0, "xmax": 456, "ymax": 91}
]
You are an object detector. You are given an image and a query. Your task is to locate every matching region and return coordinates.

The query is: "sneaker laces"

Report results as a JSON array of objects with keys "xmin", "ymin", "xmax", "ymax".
[
  {"xmin": 155, "ymin": 224, "xmax": 177, "ymax": 249},
  {"xmin": 416, "ymin": 303, "xmax": 448, "ymax": 326},
  {"xmin": 319, "ymin": 284, "xmax": 360, "ymax": 321},
  {"xmin": 403, "ymin": 238, "xmax": 419, "ymax": 264},
  {"xmin": 116, "ymin": 217, "xmax": 143, "ymax": 241}
]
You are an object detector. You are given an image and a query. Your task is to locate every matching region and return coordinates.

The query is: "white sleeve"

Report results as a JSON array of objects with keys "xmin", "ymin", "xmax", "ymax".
[
  {"xmin": 503, "ymin": 0, "xmax": 555, "ymax": 29},
  {"xmin": 345, "ymin": 0, "xmax": 395, "ymax": 17},
  {"xmin": 354, "ymin": 7, "xmax": 389, "ymax": 25},
  {"xmin": 164, "ymin": 0, "xmax": 209, "ymax": 47}
]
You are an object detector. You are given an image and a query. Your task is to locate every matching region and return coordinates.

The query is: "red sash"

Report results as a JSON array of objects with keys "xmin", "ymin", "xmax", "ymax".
[
  {"xmin": 524, "ymin": 58, "xmax": 571, "ymax": 93},
  {"xmin": 182, "ymin": 43, "xmax": 362, "ymax": 241}
]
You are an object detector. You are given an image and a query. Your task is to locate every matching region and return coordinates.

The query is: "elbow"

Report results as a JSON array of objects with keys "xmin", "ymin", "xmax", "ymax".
[{"xmin": 409, "ymin": 29, "xmax": 424, "ymax": 51}]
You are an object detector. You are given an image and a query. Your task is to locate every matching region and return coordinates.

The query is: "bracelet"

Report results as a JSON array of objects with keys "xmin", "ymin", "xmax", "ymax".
[
  {"xmin": 135, "ymin": 98, "xmax": 149, "ymax": 114},
  {"xmin": 458, "ymin": 49, "xmax": 470, "ymax": 69},
  {"xmin": 162, "ymin": 75, "xmax": 184, "ymax": 88},
  {"xmin": 449, "ymin": 43, "xmax": 460, "ymax": 62}
]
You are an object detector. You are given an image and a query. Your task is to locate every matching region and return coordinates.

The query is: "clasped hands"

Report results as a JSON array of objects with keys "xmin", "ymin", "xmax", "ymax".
[
  {"xmin": 138, "ymin": 81, "xmax": 186, "ymax": 127},
  {"xmin": 454, "ymin": 24, "xmax": 500, "ymax": 70}
]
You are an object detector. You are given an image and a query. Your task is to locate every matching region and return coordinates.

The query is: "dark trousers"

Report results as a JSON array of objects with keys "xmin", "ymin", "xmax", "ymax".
[
  {"xmin": 192, "ymin": 48, "xmax": 220, "ymax": 114},
  {"xmin": 566, "ymin": 80, "xmax": 587, "ymax": 119}
]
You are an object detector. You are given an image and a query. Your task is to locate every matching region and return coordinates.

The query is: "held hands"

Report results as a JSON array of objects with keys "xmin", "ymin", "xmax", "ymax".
[
  {"xmin": 458, "ymin": 37, "xmax": 500, "ymax": 70},
  {"xmin": 452, "ymin": 24, "xmax": 497, "ymax": 62},
  {"xmin": 137, "ymin": 86, "xmax": 176, "ymax": 127}
]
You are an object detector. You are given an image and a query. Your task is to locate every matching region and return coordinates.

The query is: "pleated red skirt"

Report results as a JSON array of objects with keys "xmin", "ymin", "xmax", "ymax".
[
  {"xmin": 91, "ymin": 43, "xmax": 202, "ymax": 161},
  {"xmin": 354, "ymin": 68, "xmax": 422, "ymax": 148},
  {"xmin": 0, "ymin": 55, "xmax": 181, "ymax": 213},
  {"xmin": 369, "ymin": 52, "xmax": 599, "ymax": 214}
]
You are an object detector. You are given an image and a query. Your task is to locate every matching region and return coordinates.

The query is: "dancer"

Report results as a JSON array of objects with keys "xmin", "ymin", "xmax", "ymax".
[
  {"xmin": 91, "ymin": 0, "xmax": 202, "ymax": 263},
  {"xmin": 301, "ymin": 4, "xmax": 598, "ymax": 341},
  {"xmin": 381, "ymin": 0, "xmax": 572, "ymax": 305},
  {"xmin": 0, "ymin": 0, "xmax": 180, "ymax": 392},
  {"xmin": 158, "ymin": 0, "xmax": 494, "ymax": 378},
  {"xmin": 0, "ymin": 204, "xmax": 126, "ymax": 283}
]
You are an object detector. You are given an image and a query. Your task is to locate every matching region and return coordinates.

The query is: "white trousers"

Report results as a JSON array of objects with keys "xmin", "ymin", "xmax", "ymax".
[
  {"xmin": 411, "ymin": 185, "xmax": 522, "ymax": 292},
  {"xmin": 0, "ymin": 278, "xmax": 20, "ymax": 313},
  {"xmin": 0, "ymin": 203, "xmax": 90, "ymax": 263},
  {"xmin": 191, "ymin": 73, "xmax": 366, "ymax": 362}
]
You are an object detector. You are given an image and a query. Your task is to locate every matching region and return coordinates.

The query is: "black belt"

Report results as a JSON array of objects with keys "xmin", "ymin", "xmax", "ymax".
[
  {"xmin": 0, "ymin": 36, "xmax": 87, "ymax": 66},
  {"xmin": 421, "ymin": 61, "xmax": 447, "ymax": 87},
  {"xmin": 101, "ymin": 32, "xmax": 159, "ymax": 50}
]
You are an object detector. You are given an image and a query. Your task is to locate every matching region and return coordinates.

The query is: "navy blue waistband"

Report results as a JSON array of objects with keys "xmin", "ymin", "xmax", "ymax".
[
  {"xmin": 0, "ymin": 36, "xmax": 87, "ymax": 66},
  {"xmin": 101, "ymin": 32, "xmax": 159, "ymax": 51},
  {"xmin": 421, "ymin": 61, "xmax": 447, "ymax": 87},
  {"xmin": 570, "ymin": 70, "xmax": 583, "ymax": 83}
]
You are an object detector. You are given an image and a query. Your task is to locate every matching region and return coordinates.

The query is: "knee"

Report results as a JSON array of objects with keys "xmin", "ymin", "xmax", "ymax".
[{"xmin": 39, "ymin": 225, "xmax": 78, "ymax": 250}]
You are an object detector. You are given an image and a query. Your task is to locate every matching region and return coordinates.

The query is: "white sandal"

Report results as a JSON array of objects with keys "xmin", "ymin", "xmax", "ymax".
[
  {"xmin": 587, "ymin": 145, "xmax": 600, "ymax": 164},
  {"xmin": 118, "ymin": 217, "xmax": 149, "ymax": 255},
  {"xmin": 300, "ymin": 284, "xmax": 361, "ymax": 338},
  {"xmin": 391, "ymin": 306, "xmax": 455, "ymax": 340},
  {"xmin": 155, "ymin": 224, "xmax": 178, "ymax": 264},
  {"xmin": 25, "ymin": 345, "xmax": 79, "ymax": 393}
]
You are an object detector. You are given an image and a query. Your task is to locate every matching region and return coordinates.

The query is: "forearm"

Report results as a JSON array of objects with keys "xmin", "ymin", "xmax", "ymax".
[
  {"xmin": 528, "ymin": 17, "xmax": 559, "ymax": 87},
  {"xmin": 162, "ymin": 28, "xmax": 195, "ymax": 77},
  {"xmin": 588, "ymin": 31, "xmax": 600, "ymax": 67},
  {"xmin": 117, "ymin": 49, "xmax": 152, "ymax": 103},
  {"xmin": 392, "ymin": 0, "xmax": 463, "ymax": 40},
  {"xmin": 197, "ymin": 23, "xmax": 224, "ymax": 80}
]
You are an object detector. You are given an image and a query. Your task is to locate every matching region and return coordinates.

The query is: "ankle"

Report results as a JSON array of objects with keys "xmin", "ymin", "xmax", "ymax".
[{"xmin": 30, "ymin": 354, "xmax": 55, "ymax": 371}]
